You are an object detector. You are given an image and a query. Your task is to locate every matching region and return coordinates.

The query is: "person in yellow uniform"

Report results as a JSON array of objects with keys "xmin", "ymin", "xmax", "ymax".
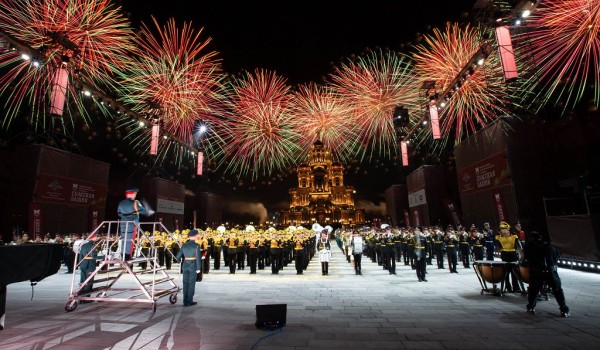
[
  {"xmin": 226, "ymin": 234, "xmax": 237, "ymax": 274},
  {"xmin": 496, "ymin": 221, "xmax": 524, "ymax": 293}
]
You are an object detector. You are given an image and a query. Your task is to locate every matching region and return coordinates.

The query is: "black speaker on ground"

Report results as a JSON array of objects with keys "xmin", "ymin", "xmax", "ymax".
[
  {"xmin": 255, "ymin": 304, "xmax": 287, "ymax": 329},
  {"xmin": 393, "ymin": 106, "xmax": 409, "ymax": 127}
]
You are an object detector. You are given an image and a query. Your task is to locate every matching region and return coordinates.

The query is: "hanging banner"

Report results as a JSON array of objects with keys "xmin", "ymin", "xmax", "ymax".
[
  {"xmin": 156, "ymin": 198, "xmax": 185, "ymax": 215},
  {"xmin": 408, "ymin": 189, "xmax": 427, "ymax": 208},
  {"xmin": 28, "ymin": 202, "xmax": 43, "ymax": 237},
  {"xmin": 492, "ymin": 189, "xmax": 508, "ymax": 222},
  {"xmin": 457, "ymin": 151, "xmax": 511, "ymax": 196}
]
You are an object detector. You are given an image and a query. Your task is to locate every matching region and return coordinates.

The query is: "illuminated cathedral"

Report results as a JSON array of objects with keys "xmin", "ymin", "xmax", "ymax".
[{"xmin": 279, "ymin": 141, "xmax": 365, "ymax": 227}]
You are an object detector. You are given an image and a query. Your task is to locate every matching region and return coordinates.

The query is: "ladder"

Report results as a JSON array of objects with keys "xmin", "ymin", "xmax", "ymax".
[{"xmin": 64, "ymin": 221, "xmax": 182, "ymax": 313}]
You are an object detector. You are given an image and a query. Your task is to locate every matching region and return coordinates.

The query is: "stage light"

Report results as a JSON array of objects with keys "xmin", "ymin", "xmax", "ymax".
[
  {"xmin": 440, "ymin": 101, "xmax": 446, "ymax": 108},
  {"xmin": 163, "ymin": 135, "xmax": 168, "ymax": 139},
  {"xmin": 515, "ymin": 19, "xmax": 522, "ymax": 25},
  {"xmin": 32, "ymin": 61, "xmax": 40, "ymax": 68},
  {"xmin": 522, "ymin": 9, "xmax": 531, "ymax": 18},
  {"xmin": 422, "ymin": 120, "xmax": 428, "ymax": 125},
  {"xmin": 83, "ymin": 90, "xmax": 91, "ymax": 97},
  {"xmin": 477, "ymin": 58, "xmax": 485, "ymax": 66},
  {"xmin": 584, "ymin": 263, "xmax": 589, "ymax": 267},
  {"xmin": 21, "ymin": 53, "xmax": 30, "ymax": 60},
  {"xmin": 199, "ymin": 125, "xmax": 207, "ymax": 134},
  {"xmin": 138, "ymin": 121, "xmax": 145, "ymax": 127}
]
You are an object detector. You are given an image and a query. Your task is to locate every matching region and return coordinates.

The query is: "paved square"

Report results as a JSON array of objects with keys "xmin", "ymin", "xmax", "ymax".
[{"xmin": 2, "ymin": 249, "xmax": 600, "ymax": 349}]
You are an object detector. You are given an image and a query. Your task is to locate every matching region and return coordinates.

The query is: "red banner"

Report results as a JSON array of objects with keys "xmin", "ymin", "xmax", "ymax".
[
  {"xmin": 457, "ymin": 151, "xmax": 511, "ymax": 196},
  {"xmin": 492, "ymin": 189, "xmax": 508, "ymax": 222},
  {"xmin": 403, "ymin": 209, "xmax": 410, "ymax": 227},
  {"xmin": 412, "ymin": 209, "xmax": 420, "ymax": 227},
  {"xmin": 28, "ymin": 202, "xmax": 43, "ymax": 236},
  {"xmin": 35, "ymin": 173, "xmax": 107, "ymax": 206}
]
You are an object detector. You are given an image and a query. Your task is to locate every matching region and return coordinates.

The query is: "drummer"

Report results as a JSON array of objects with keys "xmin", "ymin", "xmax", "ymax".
[{"xmin": 496, "ymin": 222, "xmax": 524, "ymax": 293}]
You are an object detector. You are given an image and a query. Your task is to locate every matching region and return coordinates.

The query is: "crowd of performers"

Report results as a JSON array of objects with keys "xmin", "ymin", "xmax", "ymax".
[{"xmin": 333, "ymin": 221, "xmax": 527, "ymax": 288}]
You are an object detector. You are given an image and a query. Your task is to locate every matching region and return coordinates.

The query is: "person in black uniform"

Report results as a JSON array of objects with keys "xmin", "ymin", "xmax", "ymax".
[
  {"xmin": 175, "ymin": 230, "xmax": 202, "ymax": 307},
  {"xmin": 433, "ymin": 228, "xmax": 445, "ymax": 269},
  {"xmin": 483, "ymin": 222, "xmax": 495, "ymax": 260},
  {"xmin": 445, "ymin": 228, "xmax": 459, "ymax": 273},
  {"xmin": 458, "ymin": 226, "xmax": 471, "ymax": 268},
  {"xmin": 385, "ymin": 233, "xmax": 396, "ymax": 275},
  {"xmin": 270, "ymin": 237, "xmax": 282, "ymax": 274},
  {"xmin": 524, "ymin": 231, "xmax": 570, "ymax": 317},
  {"xmin": 413, "ymin": 230, "xmax": 428, "ymax": 282},
  {"xmin": 212, "ymin": 236, "xmax": 222, "ymax": 270}
]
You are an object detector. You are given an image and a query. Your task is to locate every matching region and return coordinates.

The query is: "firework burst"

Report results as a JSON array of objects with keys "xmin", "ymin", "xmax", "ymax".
[
  {"xmin": 517, "ymin": 0, "xmax": 599, "ymax": 111},
  {"xmin": 291, "ymin": 83, "xmax": 360, "ymax": 161},
  {"xmin": 220, "ymin": 69, "xmax": 303, "ymax": 179},
  {"xmin": 113, "ymin": 17, "xmax": 226, "ymax": 152},
  {"xmin": 328, "ymin": 49, "xmax": 420, "ymax": 161},
  {"xmin": 412, "ymin": 23, "xmax": 514, "ymax": 148},
  {"xmin": 0, "ymin": 0, "xmax": 133, "ymax": 128}
]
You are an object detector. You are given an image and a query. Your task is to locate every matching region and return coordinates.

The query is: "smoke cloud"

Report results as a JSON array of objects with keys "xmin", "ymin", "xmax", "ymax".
[
  {"xmin": 225, "ymin": 201, "xmax": 269, "ymax": 224},
  {"xmin": 357, "ymin": 200, "xmax": 386, "ymax": 216}
]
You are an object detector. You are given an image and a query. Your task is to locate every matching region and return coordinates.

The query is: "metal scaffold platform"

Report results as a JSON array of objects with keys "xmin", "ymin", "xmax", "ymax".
[{"xmin": 65, "ymin": 221, "xmax": 181, "ymax": 313}]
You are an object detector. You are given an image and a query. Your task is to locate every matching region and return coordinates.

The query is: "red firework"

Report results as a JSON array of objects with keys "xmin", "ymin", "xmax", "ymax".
[
  {"xmin": 413, "ymin": 23, "xmax": 513, "ymax": 145},
  {"xmin": 518, "ymin": 0, "xmax": 599, "ymax": 110},
  {"xmin": 114, "ymin": 17, "xmax": 225, "ymax": 146},
  {"xmin": 291, "ymin": 83, "xmax": 359, "ymax": 161},
  {"xmin": 221, "ymin": 69, "xmax": 303, "ymax": 179},
  {"xmin": 328, "ymin": 49, "xmax": 420, "ymax": 160},
  {"xmin": 0, "ymin": 0, "xmax": 133, "ymax": 127}
]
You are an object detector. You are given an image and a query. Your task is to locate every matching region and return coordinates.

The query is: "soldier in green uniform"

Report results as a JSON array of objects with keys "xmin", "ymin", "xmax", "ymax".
[
  {"xmin": 79, "ymin": 234, "xmax": 99, "ymax": 299},
  {"xmin": 175, "ymin": 230, "xmax": 202, "ymax": 307}
]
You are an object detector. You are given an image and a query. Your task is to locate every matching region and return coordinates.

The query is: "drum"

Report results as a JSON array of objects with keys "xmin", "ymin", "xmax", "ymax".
[
  {"xmin": 518, "ymin": 265, "xmax": 530, "ymax": 284},
  {"xmin": 475, "ymin": 260, "xmax": 507, "ymax": 284}
]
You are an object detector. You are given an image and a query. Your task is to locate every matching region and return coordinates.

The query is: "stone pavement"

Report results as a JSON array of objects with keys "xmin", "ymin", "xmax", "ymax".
[{"xmin": 2, "ymin": 246, "xmax": 600, "ymax": 350}]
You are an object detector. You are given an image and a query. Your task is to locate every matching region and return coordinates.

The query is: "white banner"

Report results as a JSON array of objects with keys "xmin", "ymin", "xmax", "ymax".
[
  {"xmin": 157, "ymin": 198, "xmax": 184, "ymax": 215},
  {"xmin": 408, "ymin": 189, "xmax": 427, "ymax": 208}
]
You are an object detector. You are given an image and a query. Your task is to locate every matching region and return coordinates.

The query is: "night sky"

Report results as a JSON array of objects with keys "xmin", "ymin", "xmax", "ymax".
[{"xmin": 119, "ymin": 1, "xmax": 477, "ymax": 223}]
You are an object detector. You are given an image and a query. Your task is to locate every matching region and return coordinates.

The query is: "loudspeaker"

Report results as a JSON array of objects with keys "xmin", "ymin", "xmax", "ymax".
[
  {"xmin": 255, "ymin": 304, "xmax": 287, "ymax": 329},
  {"xmin": 392, "ymin": 106, "xmax": 409, "ymax": 127}
]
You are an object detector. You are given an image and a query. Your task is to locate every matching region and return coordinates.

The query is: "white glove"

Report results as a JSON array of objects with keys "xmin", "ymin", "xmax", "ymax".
[
  {"xmin": 147, "ymin": 209, "xmax": 155, "ymax": 216},
  {"xmin": 196, "ymin": 270, "xmax": 200, "ymax": 273}
]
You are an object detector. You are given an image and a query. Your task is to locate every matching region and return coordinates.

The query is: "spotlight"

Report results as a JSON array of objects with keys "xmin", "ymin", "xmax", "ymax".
[
  {"xmin": 522, "ymin": 9, "xmax": 531, "ymax": 18},
  {"xmin": 199, "ymin": 125, "xmax": 208, "ymax": 134},
  {"xmin": 83, "ymin": 90, "xmax": 91, "ymax": 97},
  {"xmin": 515, "ymin": 19, "xmax": 522, "ymax": 25},
  {"xmin": 139, "ymin": 121, "xmax": 145, "ymax": 127},
  {"xmin": 21, "ymin": 53, "xmax": 31, "ymax": 60},
  {"xmin": 32, "ymin": 61, "xmax": 40, "ymax": 68},
  {"xmin": 422, "ymin": 120, "xmax": 428, "ymax": 125},
  {"xmin": 163, "ymin": 135, "xmax": 168, "ymax": 139},
  {"xmin": 440, "ymin": 102, "xmax": 446, "ymax": 108},
  {"xmin": 477, "ymin": 58, "xmax": 485, "ymax": 66}
]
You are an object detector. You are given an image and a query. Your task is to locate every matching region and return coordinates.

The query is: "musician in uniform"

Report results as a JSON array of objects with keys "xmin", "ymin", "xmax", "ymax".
[
  {"xmin": 351, "ymin": 230, "xmax": 363, "ymax": 275},
  {"xmin": 458, "ymin": 226, "xmax": 471, "ymax": 268},
  {"xmin": 175, "ymin": 229, "xmax": 202, "ymax": 307},
  {"xmin": 139, "ymin": 234, "xmax": 151, "ymax": 270},
  {"xmin": 117, "ymin": 188, "xmax": 150, "ymax": 261},
  {"xmin": 212, "ymin": 235, "xmax": 222, "ymax": 270},
  {"xmin": 469, "ymin": 225, "xmax": 485, "ymax": 261},
  {"xmin": 496, "ymin": 221, "xmax": 524, "ymax": 293},
  {"xmin": 413, "ymin": 229, "xmax": 428, "ymax": 282},
  {"xmin": 318, "ymin": 230, "xmax": 331, "ymax": 275},
  {"xmin": 433, "ymin": 228, "xmax": 445, "ymax": 269},
  {"xmin": 445, "ymin": 227, "xmax": 459, "ymax": 273},
  {"xmin": 270, "ymin": 236, "xmax": 282, "ymax": 274},
  {"xmin": 294, "ymin": 236, "xmax": 305, "ymax": 275},
  {"xmin": 226, "ymin": 235, "xmax": 237, "ymax": 274},
  {"xmin": 483, "ymin": 222, "xmax": 495, "ymax": 261},
  {"xmin": 248, "ymin": 235, "xmax": 259, "ymax": 274},
  {"xmin": 385, "ymin": 232, "xmax": 396, "ymax": 275}
]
